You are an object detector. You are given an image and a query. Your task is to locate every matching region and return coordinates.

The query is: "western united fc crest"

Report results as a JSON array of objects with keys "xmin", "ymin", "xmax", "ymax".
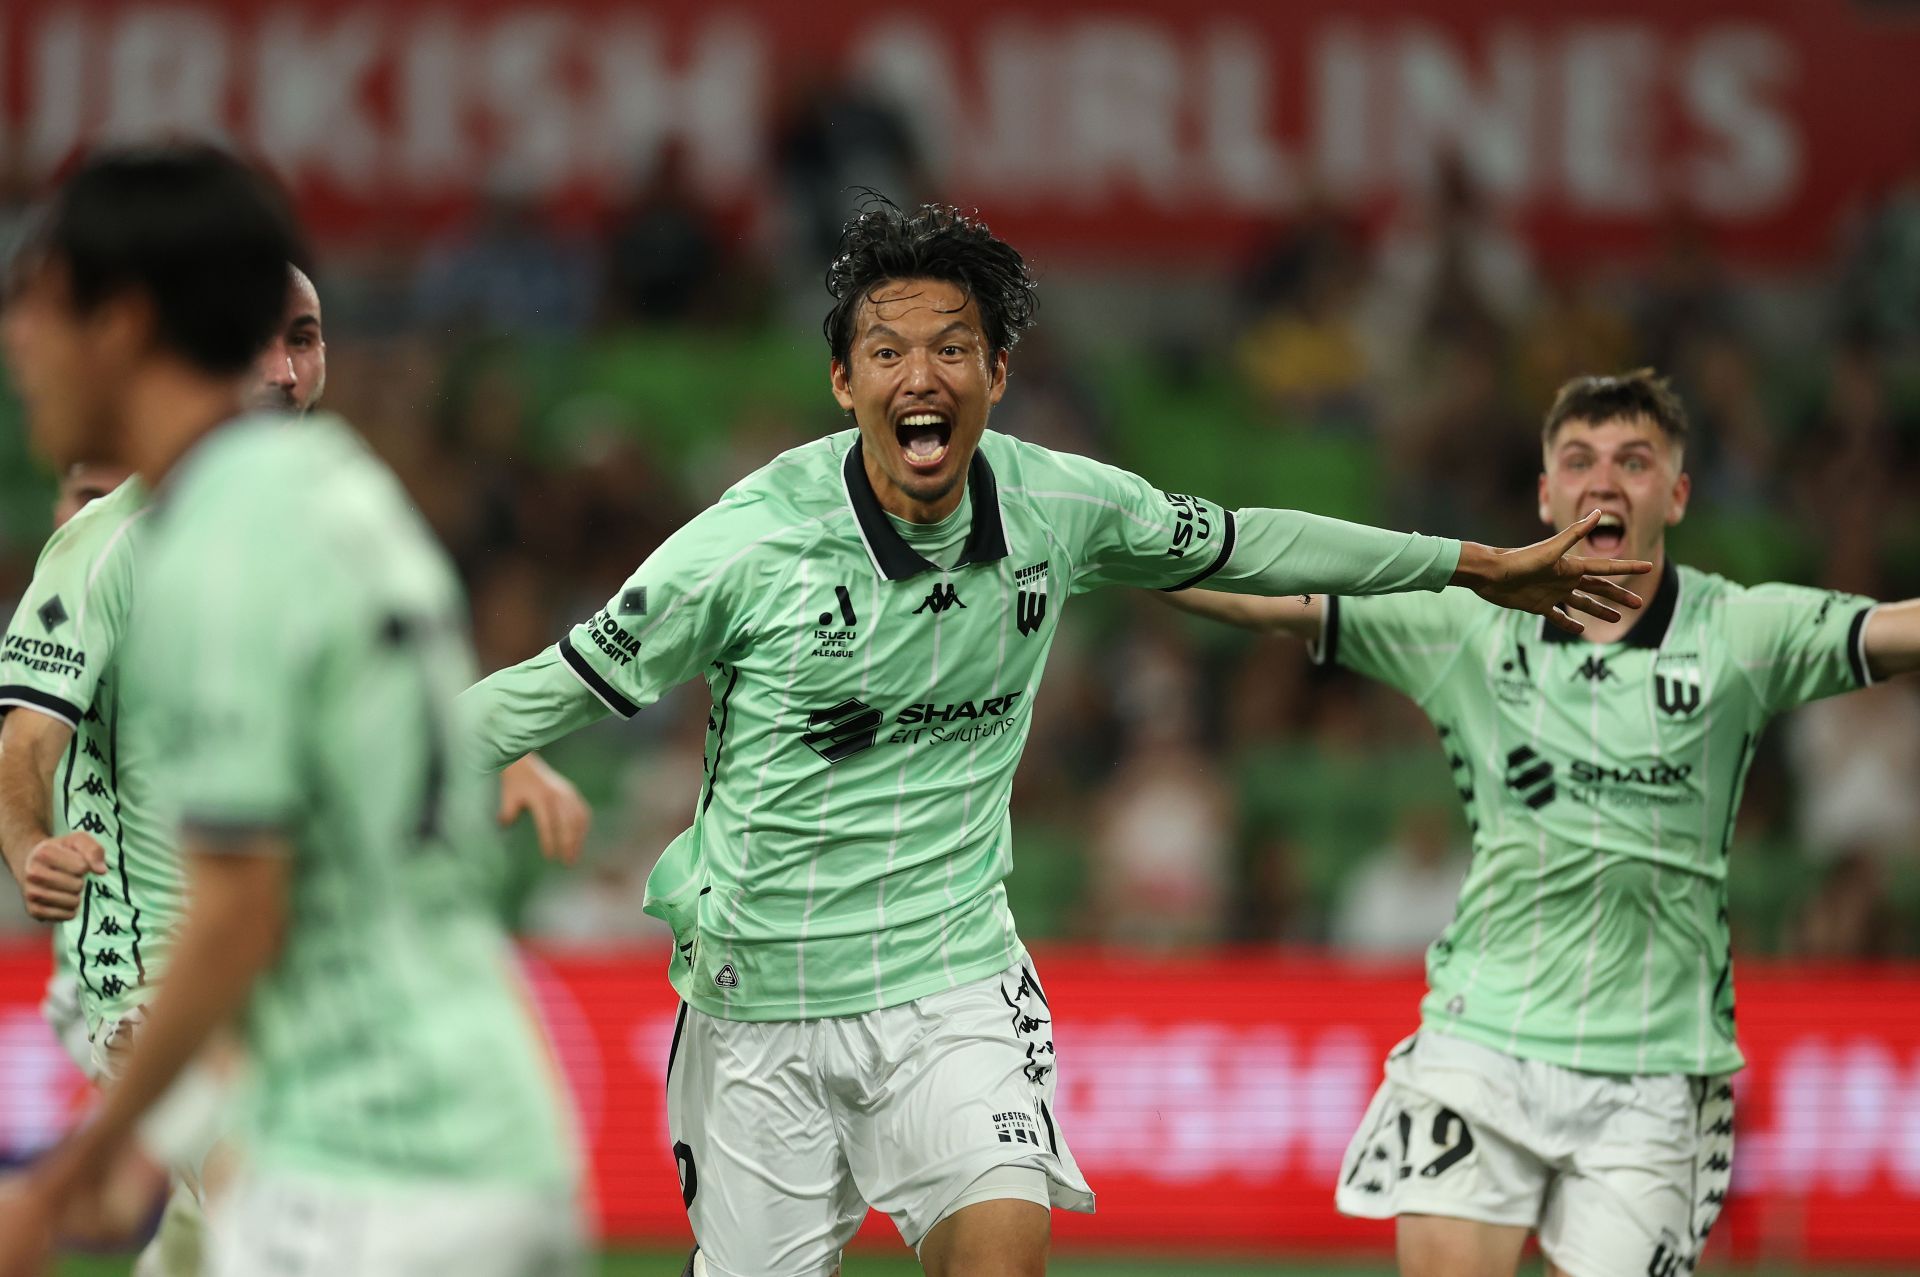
[{"xmin": 1014, "ymin": 561, "xmax": 1049, "ymax": 637}]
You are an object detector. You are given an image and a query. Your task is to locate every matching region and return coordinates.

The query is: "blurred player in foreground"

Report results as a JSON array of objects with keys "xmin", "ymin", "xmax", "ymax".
[
  {"xmin": 0, "ymin": 261, "xmax": 327, "ymax": 1277},
  {"xmin": 460, "ymin": 195, "xmax": 1647, "ymax": 1277},
  {"xmin": 1167, "ymin": 369, "xmax": 1920, "ymax": 1277},
  {"xmin": 0, "ymin": 144, "xmax": 583, "ymax": 1276}
]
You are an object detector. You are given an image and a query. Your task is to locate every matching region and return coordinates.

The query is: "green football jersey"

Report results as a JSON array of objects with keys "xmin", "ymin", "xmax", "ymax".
[
  {"xmin": 1322, "ymin": 564, "xmax": 1875, "ymax": 1075},
  {"xmin": 0, "ymin": 478, "xmax": 179, "ymax": 1030},
  {"xmin": 126, "ymin": 415, "xmax": 574, "ymax": 1188},
  {"xmin": 463, "ymin": 428, "xmax": 1461, "ymax": 1021}
]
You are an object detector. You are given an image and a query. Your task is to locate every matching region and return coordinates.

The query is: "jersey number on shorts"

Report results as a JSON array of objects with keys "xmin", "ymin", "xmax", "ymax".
[{"xmin": 1397, "ymin": 1106, "xmax": 1476, "ymax": 1180}]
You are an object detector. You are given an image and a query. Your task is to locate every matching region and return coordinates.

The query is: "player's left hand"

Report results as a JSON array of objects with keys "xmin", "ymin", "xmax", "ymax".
[
  {"xmin": 1458, "ymin": 510, "xmax": 1652, "ymax": 635},
  {"xmin": 498, "ymin": 753, "xmax": 591, "ymax": 864}
]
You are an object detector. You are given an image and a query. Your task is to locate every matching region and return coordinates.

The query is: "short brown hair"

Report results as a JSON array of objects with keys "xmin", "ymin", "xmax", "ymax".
[{"xmin": 1542, "ymin": 369, "xmax": 1689, "ymax": 452}]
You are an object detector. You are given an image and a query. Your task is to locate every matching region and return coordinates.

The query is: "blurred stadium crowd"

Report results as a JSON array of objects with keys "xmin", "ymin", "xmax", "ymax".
[{"xmin": 3, "ymin": 99, "xmax": 1919, "ymax": 959}]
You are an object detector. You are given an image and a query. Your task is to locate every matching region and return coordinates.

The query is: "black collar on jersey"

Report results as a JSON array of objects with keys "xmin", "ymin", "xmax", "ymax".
[
  {"xmin": 841, "ymin": 437, "xmax": 1009, "ymax": 580},
  {"xmin": 1540, "ymin": 560, "xmax": 1678, "ymax": 648}
]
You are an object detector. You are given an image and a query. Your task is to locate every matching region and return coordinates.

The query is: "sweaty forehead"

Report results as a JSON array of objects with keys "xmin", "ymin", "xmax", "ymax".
[{"xmin": 857, "ymin": 278, "xmax": 981, "ymax": 337}]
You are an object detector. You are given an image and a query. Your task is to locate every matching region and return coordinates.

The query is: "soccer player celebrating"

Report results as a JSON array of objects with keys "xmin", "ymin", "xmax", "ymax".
[
  {"xmin": 1167, "ymin": 369, "xmax": 1920, "ymax": 1277},
  {"xmin": 458, "ymin": 198, "xmax": 1647, "ymax": 1277},
  {"xmin": 0, "ymin": 144, "xmax": 583, "ymax": 1277},
  {"xmin": 0, "ymin": 262, "xmax": 334, "ymax": 1277}
]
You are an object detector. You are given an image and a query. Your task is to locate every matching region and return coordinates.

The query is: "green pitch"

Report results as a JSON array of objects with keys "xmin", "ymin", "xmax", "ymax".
[{"xmin": 55, "ymin": 1252, "xmax": 1891, "ymax": 1276}]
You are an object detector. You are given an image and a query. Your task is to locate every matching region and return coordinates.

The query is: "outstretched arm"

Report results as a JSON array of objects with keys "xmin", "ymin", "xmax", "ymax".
[
  {"xmin": 1161, "ymin": 589, "xmax": 1325, "ymax": 641},
  {"xmin": 1207, "ymin": 507, "xmax": 1647, "ymax": 635},
  {"xmin": 1865, "ymin": 599, "xmax": 1920, "ymax": 680}
]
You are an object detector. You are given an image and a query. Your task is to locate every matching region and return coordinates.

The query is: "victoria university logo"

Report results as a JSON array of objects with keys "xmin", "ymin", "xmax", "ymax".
[
  {"xmin": 801, "ymin": 697, "xmax": 882, "ymax": 763},
  {"xmin": 1014, "ymin": 562, "xmax": 1049, "ymax": 636},
  {"xmin": 1504, "ymin": 745, "xmax": 1556, "ymax": 809}
]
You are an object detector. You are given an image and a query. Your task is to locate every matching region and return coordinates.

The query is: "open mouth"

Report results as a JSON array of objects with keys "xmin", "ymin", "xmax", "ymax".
[
  {"xmin": 895, "ymin": 411, "xmax": 953, "ymax": 472},
  {"xmin": 1587, "ymin": 511, "xmax": 1627, "ymax": 554}
]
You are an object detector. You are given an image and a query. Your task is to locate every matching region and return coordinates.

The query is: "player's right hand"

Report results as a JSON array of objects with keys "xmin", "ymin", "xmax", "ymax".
[
  {"xmin": 498, "ymin": 753, "xmax": 592, "ymax": 865},
  {"xmin": 20, "ymin": 833, "xmax": 106, "ymax": 922},
  {"xmin": 1456, "ymin": 510, "xmax": 1653, "ymax": 634}
]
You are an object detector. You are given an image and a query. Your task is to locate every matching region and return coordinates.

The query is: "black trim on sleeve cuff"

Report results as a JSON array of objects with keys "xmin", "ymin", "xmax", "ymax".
[
  {"xmin": 0, "ymin": 685, "xmax": 82, "ymax": 729},
  {"xmin": 558, "ymin": 635, "xmax": 641, "ymax": 719},
  {"xmin": 1163, "ymin": 509, "xmax": 1238, "ymax": 592},
  {"xmin": 1319, "ymin": 595, "xmax": 1342, "ymax": 667},
  {"xmin": 1847, "ymin": 606, "xmax": 1874, "ymax": 688}
]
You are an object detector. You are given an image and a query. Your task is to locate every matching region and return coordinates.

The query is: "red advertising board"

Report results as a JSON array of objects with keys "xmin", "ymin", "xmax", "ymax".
[
  {"xmin": 3, "ymin": 943, "xmax": 1919, "ymax": 1262},
  {"xmin": 3, "ymin": 2, "xmax": 1919, "ymax": 262}
]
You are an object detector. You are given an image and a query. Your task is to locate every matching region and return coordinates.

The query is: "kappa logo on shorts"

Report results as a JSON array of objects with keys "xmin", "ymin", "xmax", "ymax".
[{"xmin": 712, "ymin": 963, "xmax": 739, "ymax": 990}]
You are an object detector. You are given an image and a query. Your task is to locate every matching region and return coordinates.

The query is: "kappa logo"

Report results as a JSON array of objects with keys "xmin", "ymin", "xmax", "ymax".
[
  {"xmin": 1505, "ymin": 745, "xmax": 1557, "ymax": 809},
  {"xmin": 1571, "ymin": 654, "xmax": 1616, "ymax": 683},
  {"xmin": 913, "ymin": 582, "xmax": 965, "ymax": 615},
  {"xmin": 1014, "ymin": 562, "xmax": 1049, "ymax": 636},
  {"xmin": 1655, "ymin": 667, "xmax": 1702, "ymax": 718},
  {"xmin": 801, "ymin": 697, "xmax": 883, "ymax": 763},
  {"xmin": 36, "ymin": 596, "xmax": 68, "ymax": 633},
  {"xmin": 713, "ymin": 963, "xmax": 739, "ymax": 990}
]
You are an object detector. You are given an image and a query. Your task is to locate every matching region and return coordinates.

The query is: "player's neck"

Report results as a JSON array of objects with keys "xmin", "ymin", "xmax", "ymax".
[
  {"xmin": 864, "ymin": 455, "xmax": 967, "ymax": 524},
  {"xmin": 121, "ymin": 362, "xmax": 247, "ymax": 488},
  {"xmin": 1577, "ymin": 545, "xmax": 1669, "ymax": 645}
]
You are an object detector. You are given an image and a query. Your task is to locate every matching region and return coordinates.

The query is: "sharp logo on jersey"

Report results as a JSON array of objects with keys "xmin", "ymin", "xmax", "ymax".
[
  {"xmin": 36, "ymin": 596, "xmax": 68, "ymax": 632},
  {"xmin": 1504, "ymin": 745, "xmax": 1557, "ymax": 809},
  {"xmin": 1571, "ymin": 654, "xmax": 1616, "ymax": 682},
  {"xmin": 713, "ymin": 963, "xmax": 739, "ymax": 989},
  {"xmin": 912, "ymin": 583, "xmax": 965, "ymax": 615},
  {"xmin": 896, "ymin": 692, "xmax": 1022, "ymax": 725},
  {"xmin": 801, "ymin": 697, "xmax": 883, "ymax": 763},
  {"xmin": 1655, "ymin": 670, "xmax": 1702, "ymax": 717},
  {"xmin": 618, "ymin": 587, "xmax": 647, "ymax": 616},
  {"xmin": 1569, "ymin": 760, "xmax": 1693, "ymax": 787},
  {"xmin": 1014, "ymin": 562, "xmax": 1049, "ymax": 636}
]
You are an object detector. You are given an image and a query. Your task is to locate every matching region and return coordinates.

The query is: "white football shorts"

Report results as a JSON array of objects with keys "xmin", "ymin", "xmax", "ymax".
[
  {"xmin": 1336, "ymin": 1031, "xmax": 1734, "ymax": 1277},
  {"xmin": 667, "ymin": 955, "xmax": 1094, "ymax": 1277}
]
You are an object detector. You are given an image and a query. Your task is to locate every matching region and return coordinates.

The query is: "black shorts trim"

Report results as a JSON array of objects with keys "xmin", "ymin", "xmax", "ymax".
[
  {"xmin": 1163, "ymin": 509, "xmax": 1238, "ymax": 592},
  {"xmin": 558, "ymin": 636, "xmax": 640, "ymax": 719},
  {"xmin": 0, "ymin": 685, "xmax": 82, "ymax": 729}
]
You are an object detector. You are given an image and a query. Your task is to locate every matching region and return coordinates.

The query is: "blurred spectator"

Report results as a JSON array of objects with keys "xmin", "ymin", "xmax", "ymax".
[
  {"xmin": 603, "ymin": 144, "xmax": 729, "ymax": 327},
  {"xmin": 774, "ymin": 74, "xmax": 927, "ymax": 265},
  {"xmin": 1837, "ymin": 158, "xmax": 1920, "ymax": 349},
  {"xmin": 1635, "ymin": 214, "xmax": 1737, "ymax": 376},
  {"xmin": 1513, "ymin": 270, "xmax": 1636, "ymax": 419},
  {"xmin": 1786, "ymin": 682, "xmax": 1920, "ymax": 865},
  {"xmin": 1791, "ymin": 850, "xmax": 1902, "ymax": 958},
  {"xmin": 1331, "ymin": 805, "xmax": 1470, "ymax": 957},
  {"xmin": 1364, "ymin": 154, "xmax": 1534, "ymax": 389},
  {"xmin": 413, "ymin": 190, "xmax": 597, "ymax": 336}
]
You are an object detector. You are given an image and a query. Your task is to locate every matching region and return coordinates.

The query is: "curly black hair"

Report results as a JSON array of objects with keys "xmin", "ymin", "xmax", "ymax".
[{"xmin": 823, "ymin": 193, "xmax": 1038, "ymax": 365}]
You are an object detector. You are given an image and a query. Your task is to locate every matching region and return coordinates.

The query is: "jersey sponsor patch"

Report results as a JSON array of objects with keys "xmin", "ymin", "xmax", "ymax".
[
  {"xmin": 713, "ymin": 963, "xmax": 740, "ymax": 990},
  {"xmin": 36, "ymin": 595, "xmax": 69, "ymax": 632}
]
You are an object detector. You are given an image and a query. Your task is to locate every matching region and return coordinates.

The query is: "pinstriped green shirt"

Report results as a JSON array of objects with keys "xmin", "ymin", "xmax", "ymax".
[{"xmin": 463, "ymin": 428, "xmax": 1462, "ymax": 1021}]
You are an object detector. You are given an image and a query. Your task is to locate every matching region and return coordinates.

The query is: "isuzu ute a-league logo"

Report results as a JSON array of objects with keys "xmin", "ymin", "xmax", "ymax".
[
  {"xmin": 1014, "ymin": 561, "xmax": 1049, "ymax": 636},
  {"xmin": 801, "ymin": 697, "xmax": 882, "ymax": 763}
]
